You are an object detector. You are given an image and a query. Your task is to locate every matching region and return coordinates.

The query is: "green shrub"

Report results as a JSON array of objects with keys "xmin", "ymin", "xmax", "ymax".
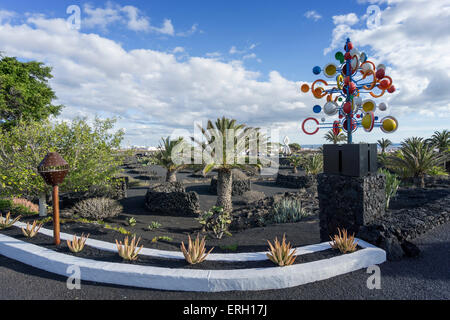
[
  {"xmin": 0, "ymin": 198, "xmax": 38, "ymax": 215},
  {"xmin": 271, "ymin": 198, "xmax": 309, "ymax": 224},
  {"xmin": 379, "ymin": 169, "xmax": 400, "ymax": 209},
  {"xmin": 302, "ymin": 154, "xmax": 323, "ymax": 175},
  {"xmin": 72, "ymin": 197, "xmax": 122, "ymax": 220},
  {"xmin": 0, "ymin": 199, "xmax": 12, "ymax": 212},
  {"xmin": 125, "ymin": 217, "xmax": 137, "ymax": 226},
  {"xmin": 147, "ymin": 221, "xmax": 162, "ymax": 230},
  {"xmin": 151, "ymin": 236, "xmax": 173, "ymax": 243},
  {"xmin": 196, "ymin": 206, "xmax": 232, "ymax": 239},
  {"xmin": 12, "ymin": 198, "xmax": 39, "ymax": 215},
  {"xmin": 427, "ymin": 166, "xmax": 448, "ymax": 176}
]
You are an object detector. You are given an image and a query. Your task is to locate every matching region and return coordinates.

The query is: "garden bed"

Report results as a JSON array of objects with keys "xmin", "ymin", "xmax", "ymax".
[{"xmin": 1, "ymin": 225, "xmax": 351, "ymax": 270}]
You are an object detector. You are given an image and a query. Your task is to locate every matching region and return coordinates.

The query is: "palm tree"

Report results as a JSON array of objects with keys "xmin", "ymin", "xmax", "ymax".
[
  {"xmin": 153, "ymin": 136, "xmax": 188, "ymax": 182},
  {"xmin": 426, "ymin": 130, "xmax": 449, "ymax": 153},
  {"xmin": 388, "ymin": 137, "xmax": 447, "ymax": 187},
  {"xmin": 302, "ymin": 153, "xmax": 323, "ymax": 175},
  {"xmin": 377, "ymin": 138, "xmax": 392, "ymax": 154},
  {"xmin": 193, "ymin": 117, "xmax": 265, "ymax": 213},
  {"xmin": 289, "ymin": 155, "xmax": 302, "ymax": 173},
  {"xmin": 324, "ymin": 130, "xmax": 346, "ymax": 144},
  {"xmin": 426, "ymin": 130, "xmax": 449, "ymax": 170}
]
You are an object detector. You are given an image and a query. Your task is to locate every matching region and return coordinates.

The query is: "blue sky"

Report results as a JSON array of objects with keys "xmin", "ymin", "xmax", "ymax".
[{"xmin": 0, "ymin": 0, "xmax": 448, "ymax": 147}]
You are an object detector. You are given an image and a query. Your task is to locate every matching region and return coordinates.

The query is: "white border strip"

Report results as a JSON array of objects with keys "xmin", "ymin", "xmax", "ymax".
[
  {"xmin": 0, "ymin": 233, "xmax": 386, "ymax": 292},
  {"xmin": 13, "ymin": 221, "xmax": 332, "ymax": 261}
]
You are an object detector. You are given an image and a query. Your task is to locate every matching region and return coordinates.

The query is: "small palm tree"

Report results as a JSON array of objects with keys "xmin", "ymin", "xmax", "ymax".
[
  {"xmin": 388, "ymin": 137, "xmax": 447, "ymax": 187},
  {"xmin": 289, "ymin": 155, "xmax": 302, "ymax": 174},
  {"xmin": 302, "ymin": 153, "xmax": 323, "ymax": 175},
  {"xmin": 324, "ymin": 130, "xmax": 346, "ymax": 144},
  {"xmin": 426, "ymin": 130, "xmax": 449, "ymax": 170},
  {"xmin": 192, "ymin": 117, "xmax": 265, "ymax": 213},
  {"xmin": 153, "ymin": 136, "xmax": 188, "ymax": 182},
  {"xmin": 377, "ymin": 138, "xmax": 392, "ymax": 154},
  {"xmin": 426, "ymin": 130, "xmax": 449, "ymax": 153}
]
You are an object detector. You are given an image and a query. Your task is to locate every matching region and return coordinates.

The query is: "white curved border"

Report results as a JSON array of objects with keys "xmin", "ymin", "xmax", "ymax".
[
  {"xmin": 0, "ymin": 232, "xmax": 385, "ymax": 292},
  {"xmin": 13, "ymin": 221, "xmax": 331, "ymax": 261}
]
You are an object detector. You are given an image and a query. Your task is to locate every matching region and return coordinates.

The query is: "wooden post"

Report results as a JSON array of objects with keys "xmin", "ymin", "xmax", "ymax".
[{"xmin": 52, "ymin": 185, "xmax": 60, "ymax": 245}]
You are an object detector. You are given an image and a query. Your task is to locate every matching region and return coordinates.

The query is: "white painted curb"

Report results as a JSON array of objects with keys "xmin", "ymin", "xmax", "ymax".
[
  {"xmin": 0, "ymin": 232, "xmax": 386, "ymax": 292},
  {"xmin": 13, "ymin": 221, "xmax": 331, "ymax": 261}
]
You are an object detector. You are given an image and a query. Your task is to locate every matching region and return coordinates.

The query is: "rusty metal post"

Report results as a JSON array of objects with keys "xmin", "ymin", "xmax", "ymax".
[
  {"xmin": 52, "ymin": 185, "xmax": 60, "ymax": 245},
  {"xmin": 38, "ymin": 152, "xmax": 69, "ymax": 246}
]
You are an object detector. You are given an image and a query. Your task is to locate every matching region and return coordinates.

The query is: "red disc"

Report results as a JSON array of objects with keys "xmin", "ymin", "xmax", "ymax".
[
  {"xmin": 302, "ymin": 117, "xmax": 320, "ymax": 135},
  {"xmin": 378, "ymin": 79, "xmax": 390, "ymax": 90},
  {"xmin": 342, "ymin": 118, "xmax": 357, "ymax": 132},
  {"xmin": 343, "ymin": 101, "xmax": 352, "ymax": 114},
  {"xmin": 344, "ymin": 76, "xmax": 351, "ymax": 85},
  {"xmin": 332, "ymin": 121, "xmax": 341, "ymax": 136},
  {"xmin": 344, "ymin": 52, "xmax": 352, "ymax": 60},
  {"xmin": 376, "ymin": 69, "xmax": 385, "ymax": 80},
  {"xmin": 387, "ymin": 85, "xmax": 396, "ymax": 93},
  {"xmin": 348, "ymin": 82, "xmax": 357, "ymax": 94},
  {"xmin": 345, "ymin": 42, "xmax": 353, "ymax": 51}
]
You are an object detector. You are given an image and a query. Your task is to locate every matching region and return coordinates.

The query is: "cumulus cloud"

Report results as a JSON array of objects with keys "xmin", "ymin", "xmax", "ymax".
[
  {"xmin": 0, "ymin": 16, "xmax": 313, "ymax": 146},
  {"xmin": 332, "ymin": 13, "xmax": 359, "ymax": 26},
  {"xmin": 304, "ymin": 10, "xmax": 322, "ymax": 22},
  {"xmin": 82, "ymin": 3, "xmax": 197, "ymax": 36},
  {"xmin": 0, "ymin": 10, "xmax": 16, "ymax": 24},
  {"xmin": 325, "ymin": 0, "xmax": 450, "ymax": 120}
]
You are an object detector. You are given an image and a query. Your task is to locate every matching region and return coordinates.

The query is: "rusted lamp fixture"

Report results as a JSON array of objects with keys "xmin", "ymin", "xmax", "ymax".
[{"xmin": 38, "ymin": 152, "xmax": 69, "ymax": 245}]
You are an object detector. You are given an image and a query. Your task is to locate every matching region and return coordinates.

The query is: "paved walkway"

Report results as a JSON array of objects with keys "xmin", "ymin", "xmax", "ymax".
[{"xmin": 0, "ymin": 222, "xmax": 448, "ymax": 300}]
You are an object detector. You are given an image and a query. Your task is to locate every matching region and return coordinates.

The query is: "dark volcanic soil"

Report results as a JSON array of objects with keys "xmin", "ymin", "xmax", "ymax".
[{"xmin": 1, "ymin": 226, "xmax": 347, "ymax": 270}]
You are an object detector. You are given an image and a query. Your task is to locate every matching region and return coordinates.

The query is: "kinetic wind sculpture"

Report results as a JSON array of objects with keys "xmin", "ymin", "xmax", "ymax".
[{"xmin": 300, "ymin": 38, "xmax": 398, "ymax": 144}]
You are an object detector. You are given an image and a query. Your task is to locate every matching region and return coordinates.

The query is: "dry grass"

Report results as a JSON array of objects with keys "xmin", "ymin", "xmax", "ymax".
[
  {"xmin": 67, "ymin": 234, "xmax": 90, "ymax": 253},
  {"xmin": 180, "ymin": 234, "xmax": 214, "ymax": 265},
  {"xmin": 266, "ymin": 234, "xmax": 297, "ymax": 266},
  {"xmin": 329, "ymin": 228, "xmax": 358, "ymax": 254},
  {"xmin": 21, "ymin": 220, "xmax": 43, "ymax": 238},
  {"xmin": 0, "ymin": 212, "xmax": 21, "ymax": 230},
  {"xmin": 116, "ymin": 236, "xmax": 144, "ymax": 261}
]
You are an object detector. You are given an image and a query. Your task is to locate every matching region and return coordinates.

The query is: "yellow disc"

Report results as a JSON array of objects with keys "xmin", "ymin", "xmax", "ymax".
[
  {"xmin": 362, "ymin": 100, "xmax": 376, "ymax": 112},
  {"xmin": 324, "ymin": 64, "xmax": 337, "ymax": 77},
  {"xmin": 362, "ymin": 114, "xmax": 371, "ymax": 129},
  {"xmin": 382, "ymin": 118, "xmax": 397, "ymax": 132}
]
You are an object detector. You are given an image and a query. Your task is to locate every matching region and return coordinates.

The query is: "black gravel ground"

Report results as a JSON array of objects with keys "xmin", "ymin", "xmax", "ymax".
[
  {"xmin": 1, "ymin": 221, "xmax": 448, "ymax": 300},
  {"xmin": 1, "ymin": 226, "xmax": 344, "ymax": 270}
]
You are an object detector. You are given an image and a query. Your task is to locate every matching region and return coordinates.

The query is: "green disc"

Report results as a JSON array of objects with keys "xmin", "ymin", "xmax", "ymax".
[{"xmin": 335, "ymin": 51, "xmax": 344, "ymax": 62}]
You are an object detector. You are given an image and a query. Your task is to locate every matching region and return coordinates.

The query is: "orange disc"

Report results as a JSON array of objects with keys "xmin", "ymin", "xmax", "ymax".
[{"xmin": 301, "ymin": 84, "xmax": 310, "ymax": 93}]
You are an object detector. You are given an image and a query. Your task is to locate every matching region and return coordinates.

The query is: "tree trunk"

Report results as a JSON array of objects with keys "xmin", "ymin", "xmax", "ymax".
[
  {"xmin": 39, "ymin": 193, "xmax": 47, "ymax": 217},
  {"xmin": 292, "ymin": 166, "xmax": 298, "ymax": 174},
  {"xmin": 216, "ymin": 168, "xmax": 233, "ymax": 213},
  {"xmin": 166, "ymin": 170, "xmax": 177, "ymax": 182},
  {"xmin": 420, "ymin": 175, "xmax": 425, "ymax": 188}
]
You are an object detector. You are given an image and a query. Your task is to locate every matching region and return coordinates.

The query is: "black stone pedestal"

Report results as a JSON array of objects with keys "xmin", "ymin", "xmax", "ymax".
[{"xmin": 317, "ymin": 173, "xmax": 386, "ymax": 242}]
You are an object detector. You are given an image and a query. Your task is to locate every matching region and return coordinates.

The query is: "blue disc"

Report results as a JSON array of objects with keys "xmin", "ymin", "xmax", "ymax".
[
  {"xmin": 313, "ymin": 66, "xmax": 321, "ymax": 75},
  {"xmin": 313, "ymin": 105, "xmax": 322, "ymax": 113},
  {"xmin": 375, "ymin": 116, "xmax": 379, "ymax": 120}
]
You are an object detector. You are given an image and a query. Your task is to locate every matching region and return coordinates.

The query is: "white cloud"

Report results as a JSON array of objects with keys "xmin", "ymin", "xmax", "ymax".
[
  {"xmin": 332, "ymin": 13, "xmax": 359, "ymax": 26},
  {"xmin": 0, "ymin": 10, "xmax": 16, "ymax": 24},
  {"xmin": 82, "ymin": 3, "xmax": 195, "ymax": 36},
  {"xmin": 0, "ymin": 16, "xmax": 314, "ymax": 146},
  {"xmin": 83, "ymin": 3, "xmax": 122, "ymax": 31},
  {"xmin": 324, "ymin": 0, "xmax": 450, "ymax": 121},
  {"xmin": 172, "ymin": 47, "xmax": 185, "ymax": 54},
  {"xmin": 176, "ymin": 23, "xmax": 200, "ymax": 37},
  {"xmin": 304, "ymin": 10, "xmax": 322, "ymax": 22},
  {"xmin": 121, "ymin": 5, "xmax": 151, "ymax": 32}
]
